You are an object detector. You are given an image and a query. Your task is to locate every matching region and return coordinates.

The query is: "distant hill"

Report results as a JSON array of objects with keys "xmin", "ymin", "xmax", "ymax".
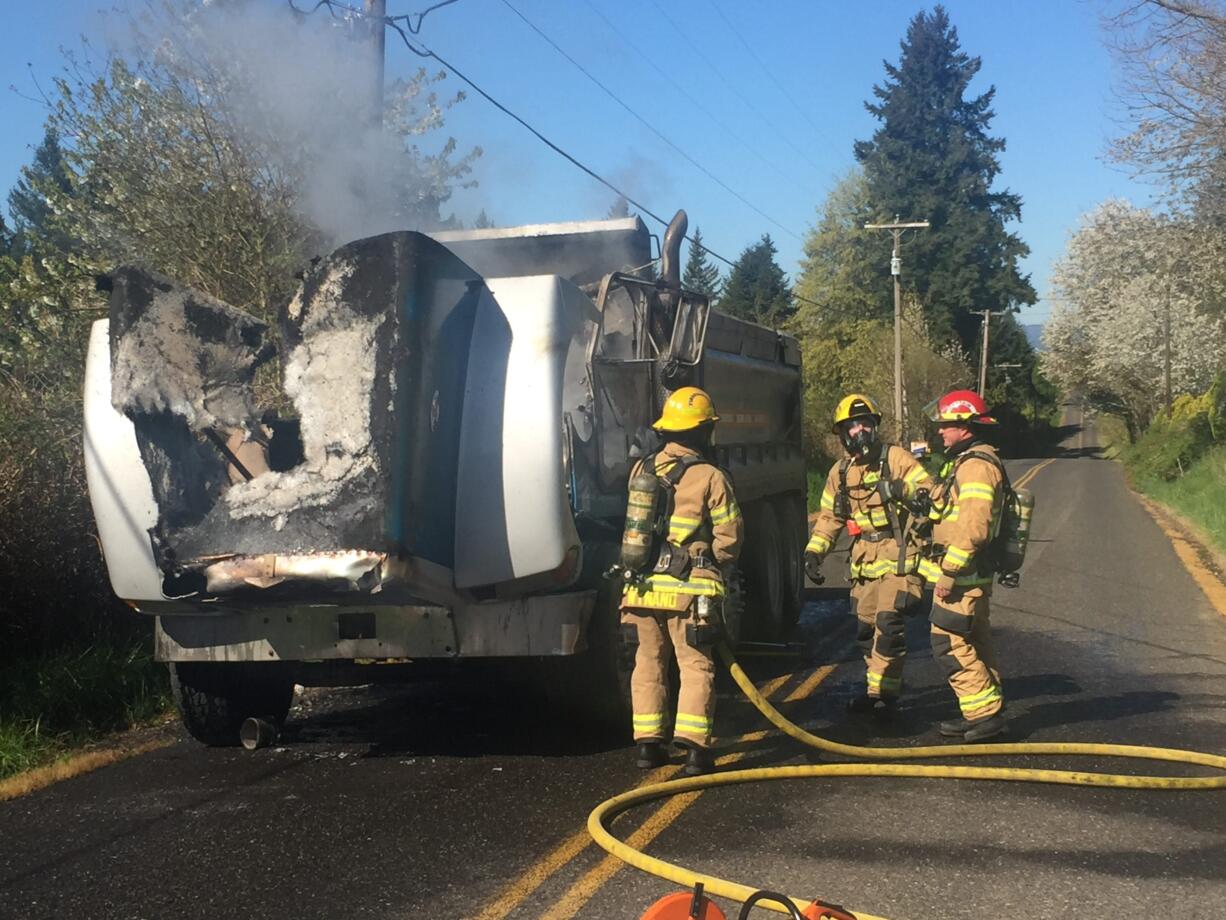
[{"xmin": 1023, "ymin": 323, "xmax": 1044, "ymax": 350}]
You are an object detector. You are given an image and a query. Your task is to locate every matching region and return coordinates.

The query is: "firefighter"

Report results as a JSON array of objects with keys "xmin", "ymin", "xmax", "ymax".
[
  {"xmin": 620, "ymin": 386, "xmax": 744, "ymax": 776},
  {"xmin": 804, "ymin": 394, "xmax": 932, "ymax": 718},
  {"xmin": 919, "ymin": 388, "xmax": 1007, "ymax": 742}
]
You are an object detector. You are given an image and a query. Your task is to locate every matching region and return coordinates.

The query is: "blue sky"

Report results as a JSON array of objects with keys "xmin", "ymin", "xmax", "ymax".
[{"xmin": 1, "ymin": 0, "xmax": 1148, "ymax": 324}]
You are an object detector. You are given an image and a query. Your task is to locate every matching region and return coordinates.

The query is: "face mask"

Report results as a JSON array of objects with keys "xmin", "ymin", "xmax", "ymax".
[{"xmin": 841, "ymin": 420, "xmax": 878, "ymax": 457}]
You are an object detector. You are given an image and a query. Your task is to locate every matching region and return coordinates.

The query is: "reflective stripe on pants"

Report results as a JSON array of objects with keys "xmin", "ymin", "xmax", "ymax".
[
  {"xmin": 929, "ymin": 586, "xmax": 1004, "ymax": 721},
  {"xmin": 624, "ymin": 609, "xmax": 716, "ymax": 748},
  {"xmin": 850, "ymin": 573, "xmax": 922, "ymax": 699}
]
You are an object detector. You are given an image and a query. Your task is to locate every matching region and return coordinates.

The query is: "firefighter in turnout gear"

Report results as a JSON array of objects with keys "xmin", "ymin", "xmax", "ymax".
[
  {"xmin": 920, "ymin": 389, "xmax": 1008, "ymax": 743},
  {"xmin": 804, "ymin": 394, "xmax": 931, "ymax": 718},
  {"xmin": 620, "ymin": 387, "xmax": 744, "ymax": 776}
]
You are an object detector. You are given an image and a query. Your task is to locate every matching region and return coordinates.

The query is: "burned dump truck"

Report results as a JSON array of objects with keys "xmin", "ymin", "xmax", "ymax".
[{"xmin": 83, "ymin": 210, "xmax": 806, "ymax": 745}]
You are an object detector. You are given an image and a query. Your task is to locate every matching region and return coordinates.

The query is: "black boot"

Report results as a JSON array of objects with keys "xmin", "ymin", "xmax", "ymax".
[
  {"xmin": 847, "ymin": 695, "xmax": 898, "ymax": 720},
  {"xmin": 939, "ymin": 717, "xmax": 971, "ymax": 737},
  {"xmin": 962, "ymin": 713, "xmax": 1007, "ymax": 743},
  {"xmin": 683, "ymin": 746, "xmax": 715, "ymax": 776},
  {"xmin": 846, "ymin": 694, "xmax": 877, "ymax": 715},
  {"xmin": 636, "ymin": 740, "xmax": 668, "ymax": 769}
]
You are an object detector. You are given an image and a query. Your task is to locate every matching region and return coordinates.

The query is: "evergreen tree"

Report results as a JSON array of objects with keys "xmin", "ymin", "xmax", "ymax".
[
  {"xmin": 718, "ymin": 234, "xmax": 793, "ymax": 326},
  {"xmin": 7, "ymin": 128, "xmax": 74, "ymax": 253},
  {"xmin": 473, "ymin": 208, "xmax": 495, "ymax": 229},
  {"xmin": 607, "ymin": 195, "xmax": 630, "ymax": 219},
  {"xmin": 682, "ymin": 227, "xmax": 722, "ymax": 298},
  {"xmin": 854, "ymin": 6, "xmax": 1035, "ymax": 350}
]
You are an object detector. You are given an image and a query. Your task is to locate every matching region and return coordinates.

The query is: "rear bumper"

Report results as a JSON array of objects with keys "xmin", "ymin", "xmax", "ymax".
[{"xmin": 154, "ymin": 590, "xmax": 595, "ymax": 663}]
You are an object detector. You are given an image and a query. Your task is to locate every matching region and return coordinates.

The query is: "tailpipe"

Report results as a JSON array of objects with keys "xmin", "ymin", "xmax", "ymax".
[{"xmin": 661, "ymin": 209, "xmax": 688, "ymax": 295}]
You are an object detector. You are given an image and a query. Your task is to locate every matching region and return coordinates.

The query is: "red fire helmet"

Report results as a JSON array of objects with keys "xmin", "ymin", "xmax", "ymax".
[{"xmin": 926, "ymin": 388, "xmax": 998, "ymax": 425}]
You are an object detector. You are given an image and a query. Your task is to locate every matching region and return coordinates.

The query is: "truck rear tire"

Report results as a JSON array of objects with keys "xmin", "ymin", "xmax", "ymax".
[
  {"xmin": 170, "ymin": 662, "xmax": 296, "ymax": 747},
  {"xmin": 742, "ymin": 501, "xmax": 788, "ymax": 640}
]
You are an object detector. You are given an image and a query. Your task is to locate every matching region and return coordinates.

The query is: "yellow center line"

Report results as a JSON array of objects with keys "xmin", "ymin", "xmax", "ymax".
[
  {"xmin": 784, "ymin": 663, "xmax": 838, "ymax": 703},
  {"xmin": 536, "ymin": 665, "xmax": 841, "ymax": 920},
  {"xmin": 472, "ymin": 669, "xmax": 798, "ymax": 920},
  {"xmin": 1014, "ymin": 457, "xmax": 1056, "ymax": 491}
]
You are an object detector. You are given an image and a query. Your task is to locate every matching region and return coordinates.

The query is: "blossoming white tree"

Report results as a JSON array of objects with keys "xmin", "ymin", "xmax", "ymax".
[{"xmin": 1045, "ymin": 200, "xmax": 1226, "ymax": 436}]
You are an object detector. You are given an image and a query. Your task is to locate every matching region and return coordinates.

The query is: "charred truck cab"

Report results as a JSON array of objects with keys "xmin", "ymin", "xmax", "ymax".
[{"xmin": 84, "ymin": 210, "xmax": 806, "ymax": 745}]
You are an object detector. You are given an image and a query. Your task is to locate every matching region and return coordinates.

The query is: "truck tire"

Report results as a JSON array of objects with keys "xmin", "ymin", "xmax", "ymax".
[
  {"xmin": 742, "ymin": 501, "xmax": 788, "ymax": 640},
  {"xmin": 534, "ymin": 583, "xmax": 633, "ymax": 742},
  {"xmin": 772, "ymin": 493, "xmax": 805, "ymax": 634},
  {"xmin": 170, "ymin": 662, "xmax": 296, "ymax": 747}
]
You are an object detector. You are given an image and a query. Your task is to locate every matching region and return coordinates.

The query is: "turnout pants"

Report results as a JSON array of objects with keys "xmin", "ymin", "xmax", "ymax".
[
  {"xmin": 850, "ymin": 573, "xmax": 923, "ymax": 699},
  {"xmin": 929, "ymin": 586, "xmax": 1004, "ymax": 721},
  {"xmin": 622, "ymin": 610, "xmax": 716, "ymax": 749}
]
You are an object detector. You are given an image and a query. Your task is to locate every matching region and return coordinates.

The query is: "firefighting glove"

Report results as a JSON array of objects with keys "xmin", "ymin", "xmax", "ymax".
[
  {"xmin": 804, "ymin": 552, "xmax": 825, "ymax": 585},
  {"xmin": 880, "ymin": 478, "xmax": 909, "ymax": 502},
  {"xmin": 907, "ymin": 487, "xmax": 933, "ymax": 518}
]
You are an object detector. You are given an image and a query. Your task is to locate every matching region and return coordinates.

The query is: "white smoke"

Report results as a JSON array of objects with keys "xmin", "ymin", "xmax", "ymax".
[{"xmin": 138, "ymin": 0, "xmax": 476, "ymax": 243}]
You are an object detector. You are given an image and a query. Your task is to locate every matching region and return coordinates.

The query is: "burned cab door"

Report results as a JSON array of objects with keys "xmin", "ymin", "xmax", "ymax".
[
  {"xmin": 588, "ymin": 277, "xmax": 654, "ymax": 491},
  {"xmin": 587, "ymin": 275, "xmax": 710, "ymax": 491}
]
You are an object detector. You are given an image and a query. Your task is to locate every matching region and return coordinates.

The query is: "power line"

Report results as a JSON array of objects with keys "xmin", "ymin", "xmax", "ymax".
[
  {"xmin": 708, "ymin": 0, "xmax": 828, "ymax": 145},
  {"xmin": 645, "ymin": 0, "xmax": 826, "ymax": 177},
  {"xmin": 497, "ymin": 0, "xmax": 802, "ymax": 242},
  {"xmin": 580, "ymin": 0, "xmax": 822, "ymax": 201},
  {"xmin": 286, "ymin": 0, "xmax": 882, "ymax": 322}
]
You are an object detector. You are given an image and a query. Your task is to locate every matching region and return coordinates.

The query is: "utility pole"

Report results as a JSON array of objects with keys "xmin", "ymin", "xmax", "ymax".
[
  {"xmin": 974, "ymin": 309, "xmax": 1008, "ymax": 395},
  {"xmin": 1164, "ymin": 276, "xmax": 1173, "ymax": 414},
  {"xmin": 865, "ymin": 217, "xmax": 929, "ymax": 441},
  {"xmin": 364, "ymin": 0, "xmax": 386, "ymax": 127}
]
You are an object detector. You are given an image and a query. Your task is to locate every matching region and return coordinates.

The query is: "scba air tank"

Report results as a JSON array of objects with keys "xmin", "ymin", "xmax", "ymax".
[
  {"xmin": 999, "ymin": 487, "xmax": 1034, "ymax": 573},
  {"xmin": 621, "ymin": 471, "xmax": 661, "ymax": 572}
]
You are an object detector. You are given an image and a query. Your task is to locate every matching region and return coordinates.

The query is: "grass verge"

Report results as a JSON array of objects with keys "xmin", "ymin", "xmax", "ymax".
[
  {"xmin": 0, "ymin": 639, "xmax": 171, "ymax": 782},
  {"xmin": 1133, "ymin": 445, "xmax": 1226, "ymax": 558}
]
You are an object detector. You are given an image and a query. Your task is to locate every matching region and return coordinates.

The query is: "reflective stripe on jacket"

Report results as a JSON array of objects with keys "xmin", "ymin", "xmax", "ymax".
[
  {"xmin": 621, "ymin": 441, "xmax": 745, "ymax": 611},
  {"xmin": 805, "ymin": 444, "xmax": 930, "ymax": 579},
  {"xmin": 920, "ymin": 442, "xmax": 1004, "ymax": 587}
]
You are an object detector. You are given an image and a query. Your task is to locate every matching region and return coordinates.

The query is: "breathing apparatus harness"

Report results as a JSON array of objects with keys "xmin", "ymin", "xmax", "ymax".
[
  {"xmin": 609, "ymin": 450, "xmax": 728, "ymax": 648},
  {"xmin": 835, "ymin": 446, "xmax": 916, "ymax": 578},
  {"xmin": 923, "ymin": 442, "xmax": 1033, "ymax": 587}
]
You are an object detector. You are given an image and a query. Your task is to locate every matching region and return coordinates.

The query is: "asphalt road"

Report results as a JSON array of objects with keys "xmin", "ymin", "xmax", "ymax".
[{"xmin": 2, "ymin": 407, "xmax": 1224, "ymax": 920}]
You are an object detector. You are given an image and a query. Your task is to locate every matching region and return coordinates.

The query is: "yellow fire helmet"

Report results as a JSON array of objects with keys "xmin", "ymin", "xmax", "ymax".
[
  {"xmin": 831, "ymin": 393, "xmax": 882, "ymax": 433},
  {"xmin": 653, "ymin": 386, "xmax": 720, "ymax": 432}
]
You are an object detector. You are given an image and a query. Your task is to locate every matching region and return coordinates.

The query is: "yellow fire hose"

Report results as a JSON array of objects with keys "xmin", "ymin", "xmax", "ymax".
[{"xmin": 587, "ymin": 642, "xmax": 1226, "ymax": 919}]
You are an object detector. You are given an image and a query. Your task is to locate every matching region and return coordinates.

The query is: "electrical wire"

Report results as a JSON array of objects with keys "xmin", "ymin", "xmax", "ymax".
[
  {"xmin": 645, "ymin": 0, "xmax": 826, "ymax": 177},
  {"xmin": 708, "ymin": 0, "xmax": 829, "ymax": 146},
  {"xmin": 497, "ymin": 0, "xmax": 803, "ymax": 243},
  {"xmin": 286, "ymin": 0, "xmax": 896, "ymax": 324},
  {"xmin": 580, "ymin": 0, "xmax": 823, "ymax": 201}
]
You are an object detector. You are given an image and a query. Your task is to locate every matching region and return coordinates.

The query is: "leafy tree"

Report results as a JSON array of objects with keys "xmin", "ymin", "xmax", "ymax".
[
  {"xmin": 854, "ymin": 5, "xmax": 1035, "ymax": 349},
  {"xmin": 1107, "ymin": 1, "xmax": 1226, "ymax": 212},
  {"xmin": 794, "ymin": 169, "xmax": 889, "ymax": 323},
  {"xmin": 682, "ymin": 227, "xmax": 722, "ymax": 298},
  {"xmin": 1046, "ymin": 200, "xmax": 1226, "ymax": 436},
  {"xmin": 790, "ymin": 307, "xmax": 969, "ymax": 468},
  {"xmin": 718, "ymin": 234, "xmax": 793, "ymax": 326},
  {"xmin": 10, "ymin": 0, "xmax": 479, "ymax": 327}
]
